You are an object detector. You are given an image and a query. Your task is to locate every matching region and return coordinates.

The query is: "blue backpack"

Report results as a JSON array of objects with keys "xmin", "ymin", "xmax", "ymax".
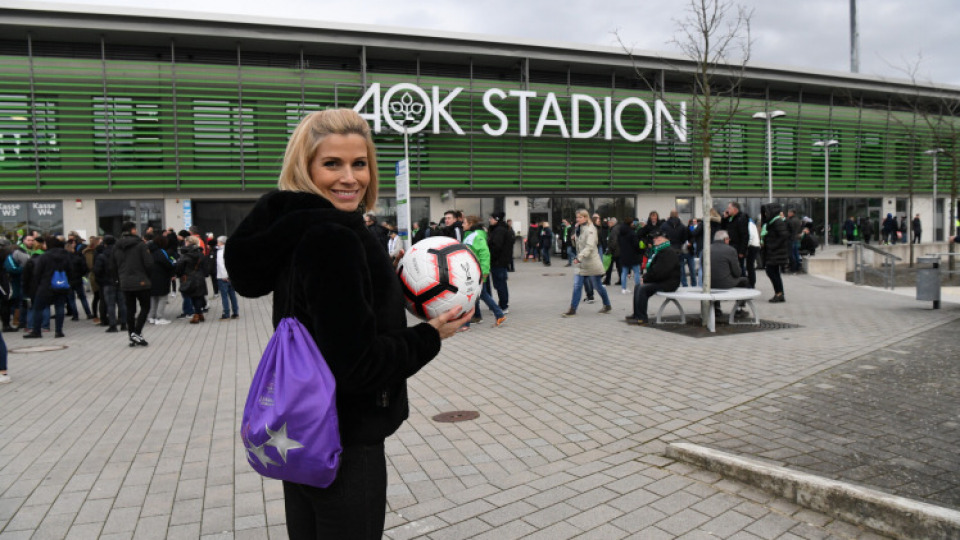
[{"xmin": 51, "ymin": 269, "xmax": 70, "ymax": 291}]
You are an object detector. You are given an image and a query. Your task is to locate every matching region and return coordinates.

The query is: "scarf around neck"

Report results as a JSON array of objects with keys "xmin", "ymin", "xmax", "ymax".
[{"xmin": 645, "ymin": 240, "xmax": 671, "ymax": 271}]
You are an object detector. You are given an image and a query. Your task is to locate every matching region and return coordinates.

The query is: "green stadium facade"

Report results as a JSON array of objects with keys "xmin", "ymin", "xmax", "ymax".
[{"xmin": 1, "ymin": 3, "xmax": 958, "ymax": 241}]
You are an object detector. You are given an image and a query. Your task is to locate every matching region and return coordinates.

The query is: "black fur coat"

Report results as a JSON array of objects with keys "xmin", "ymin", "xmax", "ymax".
[{"xmin": 226, "ymin": 190, "xmax": 442, "ymax": 445}]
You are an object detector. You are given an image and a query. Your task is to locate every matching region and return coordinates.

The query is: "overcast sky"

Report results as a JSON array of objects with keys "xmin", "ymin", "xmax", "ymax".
[{"xmin": 31, "ymin": 0, "xmax": 960, "ymax": 86}]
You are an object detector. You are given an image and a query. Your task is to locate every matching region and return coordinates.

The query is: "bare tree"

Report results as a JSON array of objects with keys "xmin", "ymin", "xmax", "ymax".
[
  {"xmin": 621, "ymin": 0, "xmax": 753, "ymax": 326},
  {"xmin": 890, "ymin": 55, "xmax": 960, "ymax": 268}
]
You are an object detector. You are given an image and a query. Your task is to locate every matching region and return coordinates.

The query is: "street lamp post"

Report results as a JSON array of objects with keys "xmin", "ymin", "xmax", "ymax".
[
  {"xmin": 813, "ymin": 139, "xmax": 838, "ymax": 246},
  {"xmin": 924, "ymin": 148, "xmax": 944, "ymax": 241},
  {"xmin": 753, "ymin": 110, "xmax": 786, "ymax": 202}
]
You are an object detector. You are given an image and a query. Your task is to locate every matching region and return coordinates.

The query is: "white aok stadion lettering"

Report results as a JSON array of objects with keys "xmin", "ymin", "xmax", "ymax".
[{"xmin": 353, "ymin": 83, "xmax": 687, "ymax": 143}]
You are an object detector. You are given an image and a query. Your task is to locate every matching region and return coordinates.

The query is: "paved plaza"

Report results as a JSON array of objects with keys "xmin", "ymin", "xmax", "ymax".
[{"xmin": 1, "ymin": 256, "xmax": 958, "ymax": 539}]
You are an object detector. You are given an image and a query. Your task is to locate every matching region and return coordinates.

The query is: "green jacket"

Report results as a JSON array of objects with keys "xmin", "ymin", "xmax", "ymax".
[{"xmin": 463, "ymin": 228, "xmax": 490, "ymax": 276}]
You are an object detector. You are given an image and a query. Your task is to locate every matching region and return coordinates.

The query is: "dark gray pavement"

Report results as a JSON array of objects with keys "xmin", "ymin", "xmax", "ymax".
[{"xmin": 684, "ymin": 318, "xmax": 960, "ymax": 510}]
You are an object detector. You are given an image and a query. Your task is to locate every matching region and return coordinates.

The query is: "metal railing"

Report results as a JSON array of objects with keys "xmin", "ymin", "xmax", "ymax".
[{"xmin": 851, "ymin": 241, "xmax": 902, "ymax": 289}]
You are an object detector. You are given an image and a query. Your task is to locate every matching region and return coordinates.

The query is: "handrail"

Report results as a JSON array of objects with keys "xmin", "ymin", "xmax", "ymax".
[
  {"xmin": 851, "ymin": 242, "xmax": 898, "ymax": 289},
  {"xmin": 850, "ymin": 241, "xmax": 903, "ymax": 261}
]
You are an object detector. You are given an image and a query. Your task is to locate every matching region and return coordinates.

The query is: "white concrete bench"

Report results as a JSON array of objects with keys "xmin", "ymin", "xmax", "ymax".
[{"xmin": 655, "ymin": 287, "xmax": 762, "ymax": 332}]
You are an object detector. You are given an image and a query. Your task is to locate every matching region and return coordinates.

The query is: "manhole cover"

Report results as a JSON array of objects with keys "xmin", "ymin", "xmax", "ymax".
[
  {"xmin": 10, "ymin": 344, "xmax": 69, "ymax": 354},
  {"xmin": 432, "ymin": 411, "xmax": 480, "ymax": 423}
]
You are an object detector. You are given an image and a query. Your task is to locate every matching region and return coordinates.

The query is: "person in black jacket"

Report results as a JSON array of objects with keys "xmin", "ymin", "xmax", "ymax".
[
  {"xmin": 525, "ymin": 222, "xmax": 540, "ymax": 261},
  {"xmin": 65, "ymin": 240, "xmax": 92, "ymax": 321},
  {"xmin": 25, "ymin": 236, "xmax": 72, "ymax": 338},
  {"xmin": 617, "ymin": 221, "xmax": 642, "ymax": 294},
  {"xmin": 637, "ymin": 211, "xmax": 663, "ymax": 250},
  {"xmin": 725, "ymin": 202, "xmax": 750, "ymax": 274},
  {"xmin": 760, "ymin": 203, "xmax": 790, "ymax": 303},
  {"xmin": 661, "ymin": 210, "xmax": 689, "ymax": 250},
  {"xmin": 540, "ymin": 221, "xmax": 553, "ymax": 266},
  {"xmin": 113, "ymin": 222, "xmax": 153, "ymax": 346},
  {"xmin": 626, "ymin": 230, "xmax": 680, "ymax": 325},
  {"xmin": 486, "ymin": 212, "xmax": 512, "ymax": 312},
  {"xmin": 225, "ymin": 108, "xmax": 469, "ymax": 539},
  {"xmin": 440, "ymin": 210, "xmax": 464, "ymax": 242},
  {"xmin": 20, "ymin": 242, "xmax": 50, "ymax": 333},
  {"xmin": 176, "ymin": 236, "xmax": 207, "ymax": 324},
  {"xmin": 146, "ymin": 234, "xmax": 175, "ymax": 325},
  {"xmin": 94, "ymin": 237, "xmax": 126, "ymax": 332}
]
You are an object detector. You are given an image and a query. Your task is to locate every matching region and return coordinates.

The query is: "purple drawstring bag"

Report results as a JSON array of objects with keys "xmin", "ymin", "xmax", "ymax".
[{"xmin": 241, "ymin": 315, "xmax": 342, "ymax": 488}]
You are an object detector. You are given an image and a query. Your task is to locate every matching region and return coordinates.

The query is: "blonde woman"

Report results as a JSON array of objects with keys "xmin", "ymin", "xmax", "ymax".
[
  {"xmin": 226, "ymin": 109, "xmax": 469, "ymax": 538},
  {"xmin": 562, "ymin": 209, "xmax": 613, "ymax": 317}
]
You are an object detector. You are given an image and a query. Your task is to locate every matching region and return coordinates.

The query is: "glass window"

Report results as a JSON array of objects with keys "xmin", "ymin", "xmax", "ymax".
[
  {"xmin": 456, "ymin": 197, "xmax": 504, "ymax": 221},
  {"xmin": 0, "ymin": 201, "xmax": 27, "ymax": 238},
  {"xmin": 97, "ymin": 199, "xmax": 163, "ymax": 237},
  {"xmin": 0, "ymin": 201, "xmax": 63, "ymax": 237},
  {"xmin": 373, "ymin": 196, "xmax": 430, "ymax": 228},
  {"xmin": 0, "ymin": 94, "xmax": 59, "ymax": 170},
  {"xmin": 93, "ymin": 96, "xmax": 161, "ymax": 169},
  {"xmin": 772, "ymin": 125, "xmax": 797, "ymax": 176},
  {"xmin": 192, "ymin": 99, "xmax": 256, "ymax": 165},
  {"xmin": 714, "ymin": 123, "xmax": 747, "ymax": 175}
]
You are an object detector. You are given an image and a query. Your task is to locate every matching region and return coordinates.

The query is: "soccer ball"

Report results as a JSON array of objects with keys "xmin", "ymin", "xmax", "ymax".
[{"xmin": 397, "ymin": 236, "xmax": 482, "ymax": 320}]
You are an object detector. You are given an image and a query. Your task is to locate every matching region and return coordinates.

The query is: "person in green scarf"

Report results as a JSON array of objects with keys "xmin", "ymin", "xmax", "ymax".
[{"xmin": 625, "ymin": 230, "xmax": 680, "ymax": 325}]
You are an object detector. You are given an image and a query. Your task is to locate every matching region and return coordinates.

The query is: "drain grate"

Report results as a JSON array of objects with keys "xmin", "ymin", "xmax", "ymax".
[
  {"xmin": 11, "ymin": 344, "xmax": 69, "ymax": 354},
  {"xmin": 432, "ymin": 411, "xmax": 480, "ymax": 423}
]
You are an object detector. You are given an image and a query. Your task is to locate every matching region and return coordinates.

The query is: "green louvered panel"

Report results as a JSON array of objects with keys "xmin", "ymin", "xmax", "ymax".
[
  {"xmin": 0, "ymin": 55, "xmax": 42, "ymax": 189},
  {"xmin": 1, "ymin": 52, "xmax": 958, "ymax": 194}
]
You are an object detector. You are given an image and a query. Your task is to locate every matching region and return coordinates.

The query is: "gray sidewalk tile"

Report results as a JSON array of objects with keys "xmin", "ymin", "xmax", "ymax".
[{"xmin": 3, "ymin": 265, "xmax": 958, "ymax": 539}]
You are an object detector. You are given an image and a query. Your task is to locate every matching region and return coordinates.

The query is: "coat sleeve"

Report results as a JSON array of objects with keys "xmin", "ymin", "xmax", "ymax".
[{"xmin": 295, "ymin": 225, "xmax": 442, "ymax": 395}]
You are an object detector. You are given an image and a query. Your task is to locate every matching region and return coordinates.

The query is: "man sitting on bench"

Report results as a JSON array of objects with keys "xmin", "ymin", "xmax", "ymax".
[
  {"xmin": 626, "ymin": 230, "xmax": 680, "ymax": 326},
  {"xmin": 710, "ymin": 230, "xmax": 751, "ymax": 318}
]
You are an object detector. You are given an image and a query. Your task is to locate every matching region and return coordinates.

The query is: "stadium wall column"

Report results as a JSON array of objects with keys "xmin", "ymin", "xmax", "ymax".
[{"xmin": 164, "ymin": 198, "xmax": 187, "ymax": 231}]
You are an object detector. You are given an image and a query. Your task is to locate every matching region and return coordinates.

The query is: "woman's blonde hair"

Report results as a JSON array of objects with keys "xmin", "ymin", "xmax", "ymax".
[
  {"xmin": 277, "ymin": 108, "xmax": 379, "ymax": 210},
  {"xmin": 185, "ymin": 235, "xmax": 200, "ymax": 246},
  {"xmin": 575, "ymin": 209, "xmax": 590, "ymax": 220}
]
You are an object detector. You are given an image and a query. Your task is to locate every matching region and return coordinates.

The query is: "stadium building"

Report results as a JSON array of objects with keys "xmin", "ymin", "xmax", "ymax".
[{"xmin": 1, "ymin": 2, "xmax": 958, "ymax": 242}]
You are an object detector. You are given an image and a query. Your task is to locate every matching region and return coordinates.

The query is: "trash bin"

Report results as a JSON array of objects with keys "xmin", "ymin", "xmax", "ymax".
[{"xmin": 916, "ymin": 256, "xmax": 941, "ymax": 309}]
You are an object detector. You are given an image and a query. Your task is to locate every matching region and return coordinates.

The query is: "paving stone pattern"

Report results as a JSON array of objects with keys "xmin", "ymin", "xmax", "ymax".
[
  {"xmin": 684, "ymin": 318, "xmax": 960, "ymax": 509},
  {"xmin": 1, "ymin": 260, "xmax": 958, "ymax": 539}
]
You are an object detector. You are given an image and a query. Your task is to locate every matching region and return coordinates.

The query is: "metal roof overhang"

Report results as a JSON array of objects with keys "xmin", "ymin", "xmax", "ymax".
[{"xmin": 2, "ymin": 2, "xmax": 960, "ymax": 103}]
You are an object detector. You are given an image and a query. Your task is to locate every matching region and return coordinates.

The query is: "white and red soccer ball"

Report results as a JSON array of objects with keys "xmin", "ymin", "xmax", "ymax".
[{"xmin": 397, "ymin": 236, "xmax": 482, "ymax": 320}]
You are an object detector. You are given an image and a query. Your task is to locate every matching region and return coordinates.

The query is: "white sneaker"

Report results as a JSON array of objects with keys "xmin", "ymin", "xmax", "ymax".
[
  {"xmin": 621, "ymin": 289, "xmax": 631, "ymax": 295},
  {"xmin": 154, "ymin": 319, "xmax": 171, "ymax": 325},
  {"xmin": 168, "ymin": 292, "xmax": 176, "ymax": 297},
  {"xmin": 0, "ymin": 374, "xmax": 9, "ymax": 384},
  {"xmin": 147, "ymin": 318, "xmax": 156, "ymax": 324}
]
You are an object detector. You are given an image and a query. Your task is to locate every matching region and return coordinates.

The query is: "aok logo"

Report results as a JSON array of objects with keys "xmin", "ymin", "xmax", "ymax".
[{"xmin": 354, "ymin": 83, "xmax": 687, "ymax": 143}]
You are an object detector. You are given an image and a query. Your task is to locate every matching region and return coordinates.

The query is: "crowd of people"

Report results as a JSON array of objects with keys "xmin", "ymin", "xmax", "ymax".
[
  {"xmin": 390, "ymin": 201, "xmax": 816, "ymax": 328},
  {"xmin": 525, "ymin": 202, "xmax": 806, "ymax": 325},
  {"xmin": 0, "ymin": 225, "xmax": 242, "ymax": 382}
]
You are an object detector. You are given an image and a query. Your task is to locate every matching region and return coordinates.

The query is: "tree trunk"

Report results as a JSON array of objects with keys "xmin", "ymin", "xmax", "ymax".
[{"xmin": 701, "ymin": 155, "xmax": 713, "ymax": 326}]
